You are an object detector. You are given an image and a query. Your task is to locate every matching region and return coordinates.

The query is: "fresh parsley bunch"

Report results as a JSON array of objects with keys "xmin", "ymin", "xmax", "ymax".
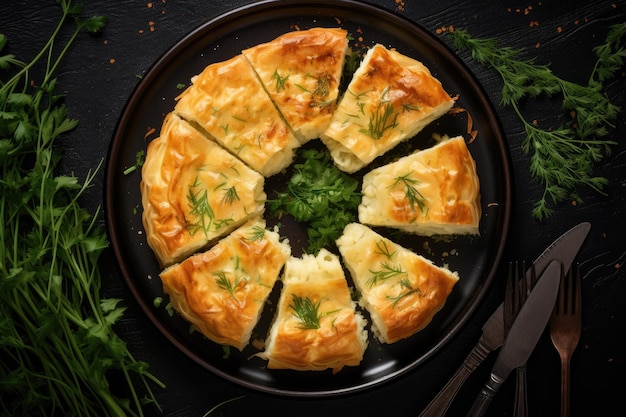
[
  {"xmin": 269, "ymin": 148, "xmax": 361, "ymax": 254},
  {"xmin": 0, "ymin": 2, "xmax": 163, "ymax": 416}
]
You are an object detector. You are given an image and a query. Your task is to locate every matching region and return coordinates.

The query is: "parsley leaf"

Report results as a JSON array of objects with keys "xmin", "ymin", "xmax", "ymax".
[{"xmin": 269, "ymin": 148, "xmax": 361, "ymax": 253}]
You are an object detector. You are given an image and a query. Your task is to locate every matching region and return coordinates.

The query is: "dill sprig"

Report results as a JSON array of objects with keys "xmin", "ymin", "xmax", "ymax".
[
  {"xmin": 390, "ymin": 171, "xmax": 427, "ymax": 213},
  {"xmin": 221, "ymin": 185, "xmax": 240, "ymax": 205},
  {"xmin": 387, "ymin": 278, "xmax": 422, "ymax": 308},
  {"xmin": 448, "ymin": 24, "xmax": 625, "ymax": 220},
  {"xmin": 374, "ymin": 239, "xmax": 396, "ymax": 260},
  {"xmin": 288, "ymin": 294, "xmax": 322, "ymax": 329},
  {"xmin": 246, "ymin": 225, "xmax": 266, "ymax": 241},
  {"xmin": 187, "ymin": 176, "xmax": 216, "ymax": 236},
  {"xmin": 271, "ymin": 69, "xmax": 289, "ymax": 92},
  {"xmin": 361, "ymin": 87, "xmax": 399, "ymax": 140},
  {"xmin": 367, "ymin": 261, "xmax": 407, "ymax": 287},
  {"xmin": 214, "ymin": 271, "xmax": 244, "ymax": 300}
]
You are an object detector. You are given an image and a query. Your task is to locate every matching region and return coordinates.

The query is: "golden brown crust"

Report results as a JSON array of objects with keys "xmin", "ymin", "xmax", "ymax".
[
  {"xmin": 359, "ymin": 136, "xmax": 481, "ymax": 236},
  {"xmin": 258, "ymin": 249, "xmax": 367, "ymax": 372},
  {"xmin": 140, "ymin": 113, "xmax": 265, "ymax": 267},
  {"xmin": 336, "ymin": 223, "xmax": 459, "ymax": 343},
  {"xmin": 174, "ymin": 54, "xmax": 301, "ymax": 177},
  {"xmin": 321, "ymin": 44, "xmax": 455, "ymax": 173},
  {"xmin": 243, "ymin": 28, "xmax": 348, "ymax": 143},
  {"xmin": 159, "ymin": 219, "xmax": 290, "ymax": 351}
]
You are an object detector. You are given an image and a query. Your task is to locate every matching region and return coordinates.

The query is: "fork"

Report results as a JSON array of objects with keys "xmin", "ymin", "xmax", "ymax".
[
  {"xmin": 549, "ymin": 263, "xmax": 582, "ymax": 417},
  {"xmin": 504, "ymin": 261, "xmax": 536, "ymax": 417}
]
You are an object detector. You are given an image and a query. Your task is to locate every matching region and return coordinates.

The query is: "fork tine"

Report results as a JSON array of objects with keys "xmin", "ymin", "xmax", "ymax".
[{"xmin": 527, "ymin": 262, "xmax": 537, "ymax": 290}]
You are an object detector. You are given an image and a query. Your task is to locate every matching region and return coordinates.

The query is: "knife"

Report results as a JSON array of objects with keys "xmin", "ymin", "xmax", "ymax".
[
  {"xmin": 417, "ymin": 222, "xmax": 590, "ymax": 417},
  {"xmin": 466, "ymin": 259, "xmax": 563, "ymax": 416}
]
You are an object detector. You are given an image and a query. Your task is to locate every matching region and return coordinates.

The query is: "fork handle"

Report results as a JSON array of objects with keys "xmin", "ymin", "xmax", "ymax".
[
  {"xmin": 514, "ymin": 365, "xmax": 528, "ymax": 417},
  {"xmin": 559, "ymin": 356, "xmax": 572, "ymax": 417},
  {"xmin": 418, "ymin": 338, "xmax": 493, "ymax": 417}
]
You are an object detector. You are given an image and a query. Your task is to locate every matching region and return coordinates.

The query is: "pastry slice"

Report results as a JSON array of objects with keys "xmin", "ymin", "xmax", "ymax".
[
  {"xmin": 159, "ymin": 218, "xmax": 290, "ymax": 351},
  {"xmin": 359, "ymin": 135, "xmax": 481, "ymax": 236},
  {"xmin": 257, "ymin": 249, "xmax": 368, "ymax": 373},
  {"xmin": 174, "ymin": 54, "xmax": 301, "ymax": 177},
  {"xmin": 321, "ymin": 44, "xmax": 455, "ymax": 173},
  {"xmin": 243, "ymin": 27, "xmax": 349, "ymax": 143},
  {"xmin": 336, "ymin": 223, "xmax": 459, "ymax": 344},
  {"xmin": 140, "ymin": 113, "xmax": 266, "ymax": 267}
]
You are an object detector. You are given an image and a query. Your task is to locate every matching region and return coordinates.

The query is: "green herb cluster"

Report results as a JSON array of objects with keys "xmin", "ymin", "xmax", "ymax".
[
  {"xmin": 288, "ymin": 294, "xmax": 322, "ymax": 329},
  {"xmin": 269, "ymin": 148, "xmax": 361, "ymax": 254},
  {"xmin": 391, "ymin": 171, "xmax": 427, "ymax": 213},
  {"xmin": 0, "ymin": 2, "xmax": 163, "ymax": 416},
  {"xmin": 448, "ymin": 23, "xmax": 626, "ymax": 220}
]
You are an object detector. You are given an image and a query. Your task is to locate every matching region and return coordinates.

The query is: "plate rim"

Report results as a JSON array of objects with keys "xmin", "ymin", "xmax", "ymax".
[{"xmin": 104, "ymin": 0, "xmax": 512, "ymax": 397}]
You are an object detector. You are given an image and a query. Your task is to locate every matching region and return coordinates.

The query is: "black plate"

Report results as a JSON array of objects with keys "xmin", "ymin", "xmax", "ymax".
[{"xmin": 105, "ymin": 0, "xmax": 511, "ymax": 397}]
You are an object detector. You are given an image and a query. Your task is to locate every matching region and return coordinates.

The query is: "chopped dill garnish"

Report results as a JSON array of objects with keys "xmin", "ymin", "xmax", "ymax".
[
  {"xmin": 313, "ymin": 73, "xmax": 331, "ymax": 98},
  {"xmin": 289, "ymin": 294, "xmax": 322, "ymax": 329},
  {"xmin": 402, "ymin": 103, "xmax": 421, "ymax": 112},
  {"xmin": 214, "ymin": 271, "xmax": 244, "ymax": 300},
  {"xmin": 391, "ymin": 171, "xmax": 427, "ymax": 213},
  {"xmin": 374, "ymin": 239, "xmax": 396, "ymax": 260},
  {"xmin": 387, "ymin": 278, "xmax": 422, "ymax": 308},
  {"xmin": 222, "ymin": 185, "xmax": 240, "ymax": 205},
  {"xmin": 187, "ymin": 176, "xmax": 216, "ymax": 236},
  {"xmin": 271, "ymin": 69, "xmax": 289, "ymax": 92},
  {"xmin": 360, "ymin": 87, "xmax": 399, "ymax": 140},
  {"xmin": 367, "ymin": 261, "xmax": 407, "ymax": 287},
  {"xmin": 246, "ymin": 225, "xmax": 266, "ymax": 241}
]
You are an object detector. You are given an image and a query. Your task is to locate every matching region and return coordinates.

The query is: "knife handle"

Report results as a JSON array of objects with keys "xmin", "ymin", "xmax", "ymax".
[
  {"xmin": 466, "ymin": 373, "xmax": 504, "ymax": 417},
  {"xmin": 418, "ymin": 337, "xmax": 493, "ymax": 417}
]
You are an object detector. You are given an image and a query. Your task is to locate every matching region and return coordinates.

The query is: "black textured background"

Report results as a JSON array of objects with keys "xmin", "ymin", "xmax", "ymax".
[{"xmin": 1, "ymin": 1, "xmax": 625, "ymax": 416}]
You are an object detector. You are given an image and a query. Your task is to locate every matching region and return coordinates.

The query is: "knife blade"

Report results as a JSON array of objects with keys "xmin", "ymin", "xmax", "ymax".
[
  {"xmin": 417, "ymin": 222, "xmax": 590, "ymax": 417},
  {"xmin": 466, "ymin": 259, "xmax": 563, "ymax": 417}
]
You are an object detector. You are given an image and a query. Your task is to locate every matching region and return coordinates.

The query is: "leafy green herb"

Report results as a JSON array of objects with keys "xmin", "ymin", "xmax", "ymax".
[
  {"xmin": 187, "ymin": 175, "xmax": 216, "ymax": 236},
  {"xmin": 186, "ymin": 176, "xmax": 235, "ymax": 236},
  {"xmin": 289, "ymin": 294, "xmax": 322, "ymax": 329},
  {"xmin": 390, "ymin": 171, "xmax": 427, "ymax": 213},
  {"xmin": 221, "ymin": 185, "xmax": 240, "ymax": 205},
  {"xmin": 271, "ymin": 69, "xmax": 289, "ymax": 92},
  {"xmin": 374, "ymin": 239, "xmax": 395, "ymax": 260},
  {"xmin": 387, "ymin": 278, "xmax": 422, "ymax": 308},
  {"xmin": 402, "ymin": 103, "xmax": 421, "ymax": 112},
  {"xmin": 448, "ymin": 25, "xmax": 625, "ymax": 220},
  {"xmin": 0, "ymin": 2, "xmax": 164, "ymax": 416},
  {"xmin": 246, "ymin": 225, "xmax": 266, "ymax": 241},
  {"xmin": 367, "ymin": 261, "xmax": 407, "ymax": 287},
  {"xmin": 360, "ymin": 87, "xmax": 399, "ymax": 140},
  {"xmin": 269, "ymin": 148, "xmax": 361, "ymax": 253},
  {"xmin": 122, "ymin": 149, "xmax": 145, "ymax": 175},
  {"xmin": 214, "ymin": 271, "xmax": 244, "ymax": 300}
]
